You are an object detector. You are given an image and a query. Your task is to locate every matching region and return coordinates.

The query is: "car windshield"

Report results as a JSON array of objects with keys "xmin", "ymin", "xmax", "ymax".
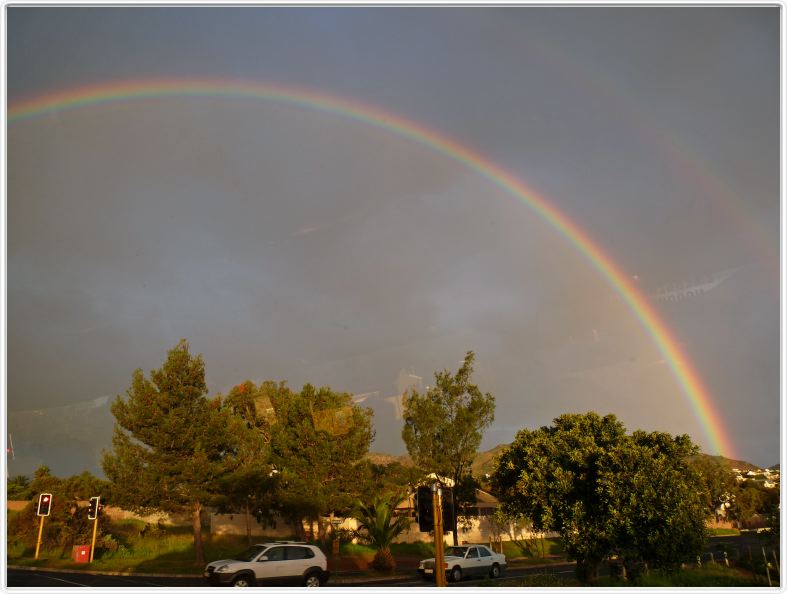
[
  {"xmin": 445, "ymin": 547, "xmax": 468, "ymax": 558},
  {"xmin": 233, "ymin": 545, "xmax": 268, "ymax": 562}
]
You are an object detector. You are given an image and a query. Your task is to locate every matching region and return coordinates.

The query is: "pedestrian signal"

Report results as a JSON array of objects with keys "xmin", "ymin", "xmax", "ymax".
[
  {"xmin": 37, "ymin": 493, "xmax": 52, "ymax": 516},
  {"xmin": 88, "ymin": 496, "xmax": 100, "ymax": 520}
]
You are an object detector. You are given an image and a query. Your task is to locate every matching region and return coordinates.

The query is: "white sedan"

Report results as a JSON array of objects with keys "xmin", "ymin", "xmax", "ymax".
[{"xmin": 418, "ymin": 544, "xmax": 507, "ymax": 582}]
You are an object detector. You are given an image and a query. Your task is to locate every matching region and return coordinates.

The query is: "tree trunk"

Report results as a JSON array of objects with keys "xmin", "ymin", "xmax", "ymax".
[
  {"xmin": 575, "ymin": 557, "xmax": 600, "ymax": 584},
  {"xmin": 290, "ymin": 514, "xmax": 305, "ymax": 541},
  {"xmin": 318, "ymin": 517, "xmax": 327, "ymax": 549},
  {"xmin": 192, "ymin": 503, "xmax": 205, "ymax": 566},
  {"xmin": 244, "ymin": 503, "xmax": 252, "ymax": 546}
]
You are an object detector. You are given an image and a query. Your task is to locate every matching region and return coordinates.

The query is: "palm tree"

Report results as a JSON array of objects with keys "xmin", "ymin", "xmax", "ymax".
[{"xmin": 351, "ymin": 492, "xmax": 412, "ymax": 572}]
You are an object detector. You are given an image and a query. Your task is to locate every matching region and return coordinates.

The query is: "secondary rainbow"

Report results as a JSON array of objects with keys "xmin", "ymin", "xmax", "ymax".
[{"xmin": 7, "ymin": 77, "xmax": 736, "ymax": 457}]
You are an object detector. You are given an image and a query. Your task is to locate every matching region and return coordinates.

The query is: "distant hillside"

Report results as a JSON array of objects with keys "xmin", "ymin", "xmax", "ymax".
[
  {"xmin": 689, "ymin": 453, "xmax": 761, "ymax": 472},
  {"xmin": 471, "ymin": 444, "xmax": 510, "ymax": 477},
  {"xmin": 365, "ymin": 452, "xmax": 412, "ymax": 466}
]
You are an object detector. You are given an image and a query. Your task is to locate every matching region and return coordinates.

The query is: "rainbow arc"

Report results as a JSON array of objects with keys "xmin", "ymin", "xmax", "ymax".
[{"xmin": 8, "ymin": 77, "xmax": 735, "ymax": 457}]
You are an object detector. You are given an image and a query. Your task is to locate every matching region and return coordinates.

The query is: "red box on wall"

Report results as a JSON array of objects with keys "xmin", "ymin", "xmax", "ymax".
[{"xmin": 72, "ymin": 545, "xmax": 91, "ymax": 563}]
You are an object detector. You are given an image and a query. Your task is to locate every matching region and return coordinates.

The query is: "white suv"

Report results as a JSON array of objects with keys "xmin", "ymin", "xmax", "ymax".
[{"xmin": 204, "ymin": 542, "xmax": 329, "ymax": 587}]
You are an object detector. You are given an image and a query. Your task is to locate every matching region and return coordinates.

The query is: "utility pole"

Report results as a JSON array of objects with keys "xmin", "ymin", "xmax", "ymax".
[{"xmin": 432, "ymin": 484, "xmax": 446, "ymax": 587}]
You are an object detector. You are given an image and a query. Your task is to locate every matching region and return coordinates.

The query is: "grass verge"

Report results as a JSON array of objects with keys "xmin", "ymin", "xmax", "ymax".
[{"xmin": 595, "ymin": 565, "xmax": 770, "ymax": 587}]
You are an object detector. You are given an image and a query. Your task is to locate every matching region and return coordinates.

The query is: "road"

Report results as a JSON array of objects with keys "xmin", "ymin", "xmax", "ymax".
[
  {"xmin": 6, "ymin": 568, "xmax": 205, "ymax": 588},
  {"xmin": 7, "ymin": 534, "xmax": 766, "ymax": 588},
  {"xmin": 7, "ymin": 562, "xmax": 578, "ymax": 588}
]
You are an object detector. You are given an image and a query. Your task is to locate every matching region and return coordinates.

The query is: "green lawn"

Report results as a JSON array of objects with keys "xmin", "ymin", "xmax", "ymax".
[{"xmin": 7, "ymin": 520, "xmax": 264, "ymax": 574}]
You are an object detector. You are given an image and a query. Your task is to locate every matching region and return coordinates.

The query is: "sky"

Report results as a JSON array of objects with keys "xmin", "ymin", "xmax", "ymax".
[{"xmin": 5, "ymin": 6, "xmax": 781, "ymax": 477}]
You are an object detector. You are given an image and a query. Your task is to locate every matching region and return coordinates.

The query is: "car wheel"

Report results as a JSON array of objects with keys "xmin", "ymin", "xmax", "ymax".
[
  {"xmin": 303, "ymin": 572, "xmax": 322, "ymax": 587},
  {"xmin": 231, "ymin": 574, "xmax": 253, "ymax": 587},
  {"xmin": 450, "ymin": 566, "xmax": 462, "ymax": 582},
  {"xmin": 490, "ymin": 563, "xmax": 501, "ymax": 579}
]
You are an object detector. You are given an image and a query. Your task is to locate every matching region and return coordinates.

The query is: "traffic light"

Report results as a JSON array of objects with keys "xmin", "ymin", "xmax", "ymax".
[
  {"xmin": 441, "ymin": 488, "xmax": 455, "ymax": 532},
  {"xmin": 416, "ymin": 486, "xmax": 434, "ymax": 532},
  {"xmin": 37, "ymin": 493, "xmax": 52, "ymax": 516},
  {"xmin": 88, "ymin": 496, "xmax": 100, "ymax": 520}
]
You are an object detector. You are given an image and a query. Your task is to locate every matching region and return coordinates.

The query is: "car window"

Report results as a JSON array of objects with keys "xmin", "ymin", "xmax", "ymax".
[
  {"xmin": 445, "ymin": 547, "xmax": 468, "ymax": 557},
  {"xmin": 479, "ymin": 547, "xmax": 492, "ymax": 558},
  {"xmin": 263, "ymin": 547, "xmax": 285, "ymax": 561},
  {"xmin": 467, "ymin": 548, "xmax": 479, "ymax": 559},
  {"xmin": 285, "ymin": 546, "xmax": 314, "ymax": 560},
  {"xmin": 234, "ymin": 545, "xmax": 268, "ymax": 562}
]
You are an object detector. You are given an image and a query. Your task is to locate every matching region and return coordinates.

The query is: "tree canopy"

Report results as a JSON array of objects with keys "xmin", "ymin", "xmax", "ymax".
[
  {"xmin": 267, "ymin": 382, "xmax": 375, "ymax": 540},
  {"xmin": 401, "ymin": 351, "xmax": 495, "ymax": 544},
  {"xmin": 492, "ymin": 413, "xmax": 709, "ymax": 583},
  {"xmin": 102, "ymin": 340, "xmax": 246, "ymax": 564}
]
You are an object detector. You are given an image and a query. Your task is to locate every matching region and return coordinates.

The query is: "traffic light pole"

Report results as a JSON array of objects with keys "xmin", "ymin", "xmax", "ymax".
[
  {"xmin": 35, "ymin": 515, "xmax": 45, "ymax": 560},
  {"xmin": 90, "ymin": 515, "xmax": 99, "ymax": 562},
  {"xmin": 88, "ymin": 496, "xmax": 100, "ymax": 562},
  {"xmin": 432, "ymin": 485, "xmax": 446, "ymax": 587}
]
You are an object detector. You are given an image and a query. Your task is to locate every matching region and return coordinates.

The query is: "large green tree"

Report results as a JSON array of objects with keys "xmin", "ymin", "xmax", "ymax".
[
  {"xmin": 268, "ymin": 383, "xmax": 374, "ymax": 540},
  {"xmin": 602, "ymin": 431, "xmax": 709, "ymax": 575},
  {"xmin": 401, "ymin": 351, "xmax": 495, "ymax": 544},
  {"xmin": 688, "ymin": 455, "xmax": 737, "ymax": 518},
  {"xmin": 102, "ymin": 340, "xmax": 245, "ymax": 565},
  {"xmin": 218, "ymin": 380, "xmax": 280, "ymax": 545},
  {"xmin": 492, "ymin": 413, "xmax": 709, "ymax": 583}
]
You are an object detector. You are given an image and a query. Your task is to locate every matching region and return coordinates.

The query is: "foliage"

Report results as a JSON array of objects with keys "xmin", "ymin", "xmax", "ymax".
[
  {"xmin": 102, "ymin": 340, "xmax": 247, "ymax": 565},
  {"xmin": 729, "ymin": 481, "xmax": 779, "ymax": 526},
  {"xmin": 268, "ymin": 382, "xmax": 375, "ymax": 539},
  {"xmin": 7, "ymin": 468, "xmax": 113, "ymax": 557},
  {"xmin": 688, "ymin": 455, "xmax": 737, "ymax": 516},
  {"xmin": 401, "ymin": 351, "xmax": 494, "ymax": 543},
  {"xmin": 62, "ymin": 471, "xmax": 112, "ymax": 502},
  {"xmin": 8, "ymin": 475, "xmax": 33, "ymax": 500},
  {"xmin": 354, "ymin": 460, "xmax": 425, "ymax": 503},
  {"xmin": 602, "ymin": 430, "xmax": 709, "ymax": 573},
  {"xmin": 216, "ymin": 380, "xmax": 280, "ymax": 544},
  {"xmin": 351, "ymin": 492, "xmax": 412, "ymax": 571},
  {"xmin": 492, "ymin": 412, "xmax": 709, "ymax": 583}
]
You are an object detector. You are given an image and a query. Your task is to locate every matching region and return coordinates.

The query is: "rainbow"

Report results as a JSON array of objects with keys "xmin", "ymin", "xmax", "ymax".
[{"xmin": 7, "ymin": 77, "xmax": 735, "ymax": 457}]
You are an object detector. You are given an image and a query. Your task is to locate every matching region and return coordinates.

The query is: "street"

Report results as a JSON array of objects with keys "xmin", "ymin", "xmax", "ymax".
[
  {"xmin": 7, "ymin": 562, "xmax": 578, "ymax": 588},
  {"xmin": 7, "ymin": 534, "xmax": 769, "ymax": 588}
]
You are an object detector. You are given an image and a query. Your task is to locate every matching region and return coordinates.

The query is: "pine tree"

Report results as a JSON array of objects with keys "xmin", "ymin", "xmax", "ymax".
[{"xmin": 102, "ymin": 340, "xmax": 244, "ymax": 565}]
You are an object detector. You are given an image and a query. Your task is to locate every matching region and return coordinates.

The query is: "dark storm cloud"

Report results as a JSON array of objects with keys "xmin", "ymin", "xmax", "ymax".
[{"xmin": 6, "ymin": 7, "xmax": 780, "ymax": 474}]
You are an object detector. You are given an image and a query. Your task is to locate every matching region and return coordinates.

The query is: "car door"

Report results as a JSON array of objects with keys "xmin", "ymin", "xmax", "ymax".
[
  {"xmin": 254, "ymin": 546, "xmax": 287, "ymax": 584},
  {"xmin": 283, "ymin": 546, "xmax": 314, "ymax": 585},
  {"xmin": 465, "ymin": 547, "xmax": 483, "ymax": 576},
  {"xmin": 478, "ymin": 546, "xmax": 493, "ymax": 574}
]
